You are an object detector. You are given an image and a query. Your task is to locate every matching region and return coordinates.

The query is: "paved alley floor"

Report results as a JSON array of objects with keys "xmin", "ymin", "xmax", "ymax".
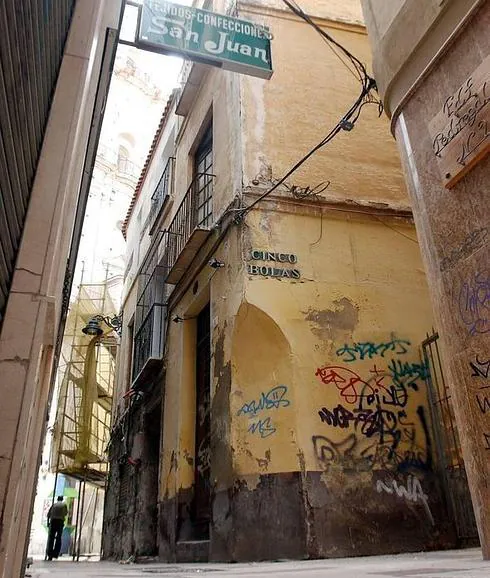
[{"xmin": 28, "ymin": 548, "xmax": 489, "ymax": 577}]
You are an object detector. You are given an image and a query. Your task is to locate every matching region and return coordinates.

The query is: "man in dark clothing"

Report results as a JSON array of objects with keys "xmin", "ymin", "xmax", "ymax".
[{"xmin": 46, "ymin": 496, "xmax": 68, "ymax": 560}]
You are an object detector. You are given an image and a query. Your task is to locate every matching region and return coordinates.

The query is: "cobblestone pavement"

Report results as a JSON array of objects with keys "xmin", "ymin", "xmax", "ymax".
[{"xmin": 28, "ymin": 548, "xmax": 489, "ymax": 578}]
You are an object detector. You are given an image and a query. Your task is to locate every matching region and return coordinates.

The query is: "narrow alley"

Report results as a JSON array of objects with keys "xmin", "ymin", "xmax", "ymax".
[{"xmin": 29, "ymin": 549, "xmax": 490, "ymax": 578}]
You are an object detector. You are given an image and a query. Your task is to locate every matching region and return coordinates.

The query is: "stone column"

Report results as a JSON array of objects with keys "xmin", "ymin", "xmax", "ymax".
[{"xmin": 391, "ymin": 5, "xmax": 490, "ymax": 557}]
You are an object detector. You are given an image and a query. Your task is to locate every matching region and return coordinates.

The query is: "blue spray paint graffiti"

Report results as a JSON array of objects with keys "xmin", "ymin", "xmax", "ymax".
[
  {"xmin": 457, "ymin": 271, "xmax": 489, "ymax": 335},
  {"xmin": 335, "ymin": 337, "xmax": 411, "ymax": 363},
  {"xmin": 247, "ymin": 417, "xmax": 276, "ymax": 438},
  {"xmin": 238, "ymin": 385, "xmax": 290, "ymax": 438},
  {"xmin": 237, "ymin": 385, "xmax": 290, "ymax": 417}
]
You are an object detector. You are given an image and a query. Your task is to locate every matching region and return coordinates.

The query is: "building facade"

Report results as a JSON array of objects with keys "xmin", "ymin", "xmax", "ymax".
[
  {"xmin": 103, "ymin": 0, "xmax": 464, "ymax": 563},
  {"xmin": 0, "ymin": 1, "xmax": 124, "ymax": 576},
  {"xmin": 361, "ymin": 0, "xmax": 490, "ymax": 559}
]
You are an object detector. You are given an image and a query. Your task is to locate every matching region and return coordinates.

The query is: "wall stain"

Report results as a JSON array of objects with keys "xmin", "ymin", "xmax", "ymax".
[
  {"xmin": 183, "ymin": 449, "xmax": 194, "ymax": 467},
  {"xmin": 211, "ymin": 329, "xmax": 233, "ymax": 487},
  {"xmin": 256, "ymin": 449, "xmax": 271, "ymax": 471},
  {"xmin": 304, "ymin": 297, "xmax": 359, "ymax": 340}
]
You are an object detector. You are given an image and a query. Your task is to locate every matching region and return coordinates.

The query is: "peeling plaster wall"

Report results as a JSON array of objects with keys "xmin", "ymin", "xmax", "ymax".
[
  {"xmin": 226, "ymin": 207, "xmax": 456, "ymax": 558},
  {"xmin": 239, "ymin": 4, "xmax": 408, "ymax": 207},
  {"xmin": 159, "ymin": 225, "xmax": 245, "ymax": 559}
]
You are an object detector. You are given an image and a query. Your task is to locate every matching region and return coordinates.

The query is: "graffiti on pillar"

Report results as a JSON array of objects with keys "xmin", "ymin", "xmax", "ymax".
[
  {"xmin": 440, "ymin": 226, "xmax": 488, "ymax": 272},
  {"xmin": 470, "ymin": 355, "xmax": 490, "ymax": 379},
  {"xmin": 313, "ymin": 337, "xmax": 431, "ymax": 472},
  {"xmin": 456, "ymin": 270, "xmax": 489, "ymax": 336},
  {"xmin": 469, "ymin": 355, "xmax": 490, "ymax": 450},
  {"xmin": 237, "ymin": 385, "xmax": 290, "ymax": 439},
  {"xmin": 484, "ymin": 433, "xmax": 490, "ymax": 450},
  {"xmin": 375, "ymin": 475, "xmax": 434, "ymax": 525}
]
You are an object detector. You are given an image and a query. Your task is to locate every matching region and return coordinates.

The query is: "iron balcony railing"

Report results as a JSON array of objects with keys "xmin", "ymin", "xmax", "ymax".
[
  {"xmin": 163, "ymin": 171, "xmax": 214, "ymax": 274},
  {"xmin": 132, "ymin": 246, "xmax": 171, "ymax": 383},
  {"xmin": 117, "ymin": 157, "xmax": 139, "ymax": 178},
  {"xmin": 132, "ymin": 303, "xmax": 167, "ymax": 382},
  {"xmin": 149, "ymin": 157, "xmax": 175, "ymax": 233}
]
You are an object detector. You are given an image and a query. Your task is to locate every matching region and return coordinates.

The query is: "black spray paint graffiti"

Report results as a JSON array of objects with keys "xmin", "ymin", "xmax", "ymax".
[
  {"xmin": 313, "ymin": 407, "xmax": 432, "ymax": 474},
  {"xmin": 469, "ymin": 356, "xmax": 490, "ymax": 450},
  {"xmin": 471, "ymin": 356, "xmax": 490, "ymax": 379},
  {"xmin": 484, "ymin": 433, "xmax": 490, "ymax": 451},
  {"xmin": 457, "ymin": 270, "xmax": 489, "ymax": 336},
  {"xmin": 237, "ymin": 385, "xmax": 290, "ymax": 439},
  {"xmin": 319, "ymin": 403, "xmax": 402, "ymax": 446},
  {"xmin": 335, "ymin": 336, "xmax": 411, "ymax": 363},
  {"xmin": 375, "ymin": 475, "xmax": 434, "ymax": 525},
  {"xmin": 315, "ymin": 338, "xmax": 431, "ymax": 472}
]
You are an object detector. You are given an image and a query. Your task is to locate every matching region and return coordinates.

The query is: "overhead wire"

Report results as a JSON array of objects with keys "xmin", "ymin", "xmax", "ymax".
[{"xmin": 231, "ymin": 0, "xmax": 382, "ymax": 224}]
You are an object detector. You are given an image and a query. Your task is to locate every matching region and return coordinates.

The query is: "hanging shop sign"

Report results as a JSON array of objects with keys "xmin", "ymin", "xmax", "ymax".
[
  {"xmin": 247, "ymin": 250, "xmax": 300, "ymax": 279},
  {"xmin": 428, "ymin": 54, "xmax": 490, "ymax": 189},
  {"xmin": 138, "ymin": 0, "xmax": 273, "ymax": 80}
]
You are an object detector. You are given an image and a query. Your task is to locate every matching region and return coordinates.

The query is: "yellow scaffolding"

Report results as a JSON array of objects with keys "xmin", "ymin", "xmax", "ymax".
[{"xmin": 51, "ymin": 281, "xmax": 117, "ymax": 486}]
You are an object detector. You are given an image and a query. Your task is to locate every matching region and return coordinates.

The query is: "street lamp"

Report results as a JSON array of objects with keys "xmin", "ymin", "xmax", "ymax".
[{"xmin": 82, "ymin": 314, "xmax": 122, "ymax": 336}]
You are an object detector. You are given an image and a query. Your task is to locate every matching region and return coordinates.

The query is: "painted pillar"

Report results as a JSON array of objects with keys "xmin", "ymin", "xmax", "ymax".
[{"xmin": 368, "ymin": 3, "xmax": 490, "ymax": 557}]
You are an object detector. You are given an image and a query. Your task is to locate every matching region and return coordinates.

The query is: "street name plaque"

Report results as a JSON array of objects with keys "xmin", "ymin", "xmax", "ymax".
[{"xmin": 429, "ymin": 55, "xmax": 490, "ymax": 189}]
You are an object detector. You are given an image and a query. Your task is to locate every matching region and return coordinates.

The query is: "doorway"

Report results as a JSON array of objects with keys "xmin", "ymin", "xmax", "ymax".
[
  {"xmin": 140, "ymin": 402, "xmax": 161, "ymax": 555},
  {"xmin": 192, "ymin": 303, "xmax": 211, "ymax": 540}
]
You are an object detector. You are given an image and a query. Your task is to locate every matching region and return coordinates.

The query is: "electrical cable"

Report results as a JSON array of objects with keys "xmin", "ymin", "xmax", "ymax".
[
  {"xmin": 282, "ymin": 0, "xmax": 364, "ymax": 84},
  {"xmin": 229, "ymin": 0, "xmax": 382, "ymax": 223},
  {"xmin": 234, "ymin": 78, "xmax": 377, "ymax": 222}
]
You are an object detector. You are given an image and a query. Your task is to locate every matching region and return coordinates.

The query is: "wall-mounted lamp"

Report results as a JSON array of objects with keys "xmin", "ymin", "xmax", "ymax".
[
  {"xmin": 172, "ymin": 314, "xmax": 198, "ymax": 323},
  {"xmin": 82, "ymin": 314, "xmax": 122, "ymax": 336},
  {"xmin": 209, "ymin": 257, "xmax": 225, "ymax": 269}
]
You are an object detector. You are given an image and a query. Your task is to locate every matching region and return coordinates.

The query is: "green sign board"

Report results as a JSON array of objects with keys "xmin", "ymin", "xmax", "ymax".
[{"xmin": 138, "ymin": 1, "xmax": 273, "ymax": 79}]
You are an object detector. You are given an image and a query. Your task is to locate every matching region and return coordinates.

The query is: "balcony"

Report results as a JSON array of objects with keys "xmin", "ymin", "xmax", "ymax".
[
  {"xmin": 176, "ymin": 61, "xmax": 208, "ymax": 117},
  {"xmin": 117, "ymin": 157, "xmax": 139, "ymax": 179},
  {"xmin": 149, "ymin": 157, "xmax": 175, "ymax": 235},
  {"xmin": 163, "ymin": 172, "xmax": 214, "ymax": 284},
  {"xmin": 132, "ymin": 303, "xmax": 167, "ymax": 386}
]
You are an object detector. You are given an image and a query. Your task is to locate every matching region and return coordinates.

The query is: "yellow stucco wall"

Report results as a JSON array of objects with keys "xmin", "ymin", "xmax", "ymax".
[
  {"xmin": 161, "ymin": 226, "xmax": 246, "ymax": 499},
  {"xmin": 239, "ymin": 5, "xmax": 408, "ymax": 207},
  {"xmin": 231, "ymin": 207, "xmax": 434, "ymax": 482},
  {"xmin": 160, "ymin": 204, "xmax": 435, "ymax": 500},
  {"xmin": 158, "ymin": 0, "xmax": 435, "ymax": 509}
]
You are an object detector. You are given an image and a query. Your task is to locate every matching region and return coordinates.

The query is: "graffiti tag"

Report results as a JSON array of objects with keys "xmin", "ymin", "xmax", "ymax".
[
  {"xmin": 335, "ymin": 337, "xmax": 411, "ymax": 363},
  {"xmin": 440, "ymin": 227, "xmax": 488, "ymax": 272},
  {"xmin": 484, "ymin": 433, "xmax": 490, "ymax": 450},
  {"xmin": 387, "ymin": 359, "xmax": 428, "ymax": 384},
  {"xmin": 237, "ymin": 385, "xmax": 290, "ymax": 417},
  {"xmin": 470, "ymin": 356, "xmax": 490, "ymax": 380},
  {"xmin": 376, "ymin": 475, "xmax": 434, "ymax": 525},
  {"xmin": 457, "ymin": 271, "xmax": 489, "ymax": 335},
  {"xmin": 238, "ymin": 385, "xmax": 290, "ymax": 439},
  {"xmin": 247, "ymin": 417, "xmax": 276, "ymax": 438}
]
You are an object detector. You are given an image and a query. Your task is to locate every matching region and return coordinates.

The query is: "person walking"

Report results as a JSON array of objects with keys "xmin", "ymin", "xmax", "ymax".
[{"xmin": 46, "ymin": 496, "xmax": 68, "ymax": 561}]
